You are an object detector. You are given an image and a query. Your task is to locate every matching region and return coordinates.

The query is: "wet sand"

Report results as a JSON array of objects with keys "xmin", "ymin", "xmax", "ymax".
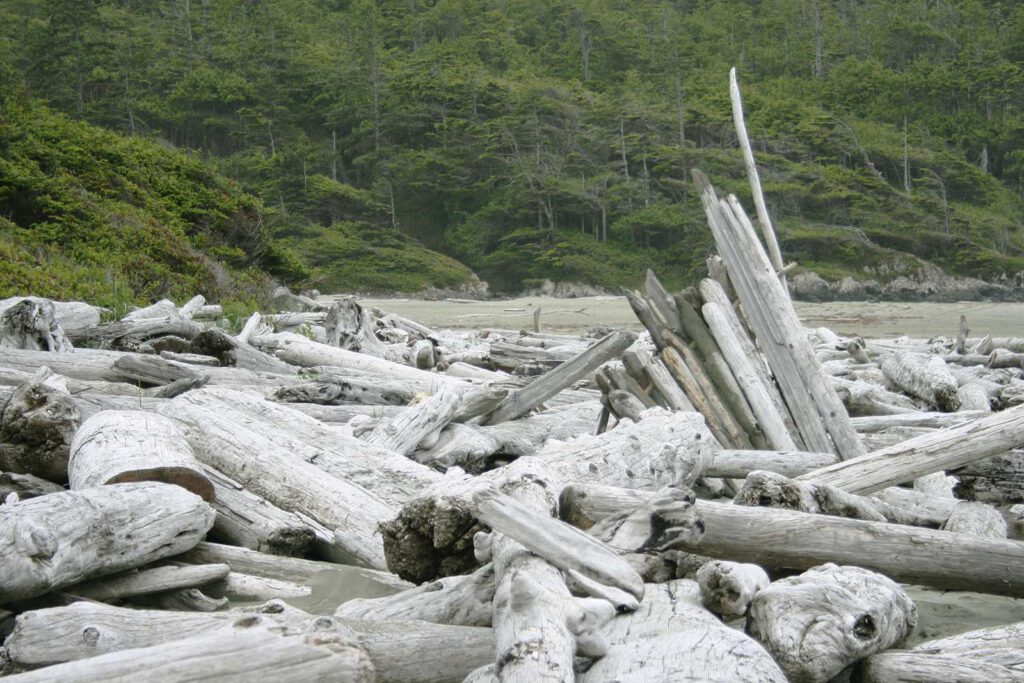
[{"xmin": 348, "ymin": 295, "xmax": 1024, "ymax": 339}]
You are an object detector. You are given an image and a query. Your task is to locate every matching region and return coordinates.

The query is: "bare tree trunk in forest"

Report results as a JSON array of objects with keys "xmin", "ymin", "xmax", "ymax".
[
  {"xmin": 675, "ymin": 71, "xmax": 686, "ymax": 149},
  {"xmin": 811, "ymin": 0, "xmax": 824, "ymax": 78},
  {"xmin": 619, "ymin": 114, "xmax": 632, "ymax": 210},
  {"xmin": 903, "ymin": 116, "xmax": 911, "ymax": 195},
  {"xmin": 331, "ymin": 130, "xmax": 338, "ymax": 182}
]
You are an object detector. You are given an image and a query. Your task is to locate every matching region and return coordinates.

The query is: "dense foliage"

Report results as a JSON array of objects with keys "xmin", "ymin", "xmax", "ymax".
[{"xmin": 2, "ymin": 0, "xmax": 1024, "ymax": 294}]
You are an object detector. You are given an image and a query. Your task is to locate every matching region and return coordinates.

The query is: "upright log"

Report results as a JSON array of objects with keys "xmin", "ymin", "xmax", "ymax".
[
  {"xmin": 68, "ymin": 410, "xmax": 213, "ymax": 501},
  {"xmin": 0, "ymin": 368, "xmax": 80, "ymax": 483},
  {"xmin": 0, "ymin": 481, "xmax": 214, "ymax": 602},
  {"xmin": 0, "ymin": 298, "xmax": 72, "ymax": 352}
]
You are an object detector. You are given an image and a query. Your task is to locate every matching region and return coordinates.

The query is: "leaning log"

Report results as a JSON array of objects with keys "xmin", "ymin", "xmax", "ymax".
[
  {"xmin": 0, "ymin": 481, "xmax": 214, "ymax": 602},
  {"xmin": 68, "ymin": 410, "xmax": 213, "ymax": 501},
  {"xmin": 797, "ymin": 403, "xmax": 1024, "ymax": 494}
]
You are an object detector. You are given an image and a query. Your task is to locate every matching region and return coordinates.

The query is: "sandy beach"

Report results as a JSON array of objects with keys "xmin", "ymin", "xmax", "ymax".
[{"xmin": 343, "ymin": 295, "xmax": 1024, "ymax": 339}]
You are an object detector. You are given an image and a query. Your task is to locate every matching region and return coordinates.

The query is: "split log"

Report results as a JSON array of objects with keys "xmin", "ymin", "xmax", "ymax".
[
  {"xmin": 579, "ymin": 579, "xmax": 786, "ymax": 683},
  {"xmin": 797, "ymin": 403, "xmax": 1024, "ymax": 494},
  {"xmin": 203, "ymin": 467, "xmax": 318, "ymax": 556},
  {"xmin": 68, "ymin": 410, "xmax": 213, "ymax": 501},
  {"xmin": 880, "ymin": 350, "xmax": 961, "ymax": 411},
  {"xmin": 0, "ymin": 298, "xmax": 72, "ymax": 352},
  {"xmin": 0, "ymin": 481, "xmax": 214, "ymax": 602},
  {"xmin": 747, "ymin": 564, "xmax": 916, "ymax": 683},
  {"xmin": 336, "ymin": 564, "xmax": 495, "ymax": 626},
  {"xmin": 64, "ymin": 563, "xmax": 230, "ymax": 603},
  {"xmin": 177, "ymin": 541, "xmax": 410, "ymax": 592},
  {"xmin": 2, "ymin": 620, "xmax": 374, "ymax": 683},
  {"xmin": 642, "ymin": 269, "xmax": 683, "ymax": 337},
  {"xmin": 0, "ymin": 368, "xmax": 80, "ymax": 483},
  {"xmin": 483, "ymin": 329, "xmax": 636, "ymax": 424},
  {"xmin": 585, "ymin": 487, "xmax": 704, "ymax": 555},
  {"xmin": 695, "ymin": 560, "xmax": 769, "ymax": 618}
]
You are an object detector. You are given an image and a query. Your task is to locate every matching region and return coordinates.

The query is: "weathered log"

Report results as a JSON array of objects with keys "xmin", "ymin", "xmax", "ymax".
[
  {"xmin": 708, "ymin": 448, "xmax": 838, "ymax": 478},
  {"xmin": 695, "ymin": 560, "xmax": 769, "ymax": 618},
  {"xmin": 216, "ymin": 570, "xmax": 311, "ymax": 601},
  {"xmin": 203, "ymin": 467, "xmax": 318, "ymax": 556},
  {"xmin": 0, "ymin": 298, "xmax": 72, "ymax": 352},
  {"xmin": 958, "ymin": 381, "xmax": 994, "ymax": 411},
  {"xmin": 159, "ymin": 390, "xmax": 404, "ymax": 569},
  {"xmin": 606, "ymin": 388, "xmax": 646, "ymax": 422},
  {"xmin": 850, "ymin": 410, "xmax": 985, "ymax": 432},
  {"xmin": 623, "ymin": 349, "xmax": 693, "ymax": 411},
  {"xmin": 624, "ymin": 290, "xmax": 666, "ymax": 349},
  {"xmin": 0, "ymin": 481, "xmax": 214, "ymax": 602},
  {"xmin": 747, "ymin": 564, "xmax": 916, "ymax": 683},
  {"xmin": 585, "ymin": 486, "xmax": 704, "ymax": 555},
  {"xmin": 81, "ymin": 313, "xmax": 203, "ymax": 346},
  {"xmin": 363, "ymin": 383, "xmax": 466, "ymax": 456},
  {"xmin": 797, "ymin": 403, "xmax": 1024, "ymax": 494},
  {"xmin": 336, "ymin": 564, "xmax": 494, "ymax": 626},
  {"xmin": 694, "ymin": 173, "xmax": 865, "ymax": 459},
  {"xmin": 0, "ymin": 297, "xmax": 101, "ymax": 339},
  {"xmin": 956, "ymin": 450, "xmax": 1024, "ymax": 504},
  {"xmin": 989, "ymin": 348, "xmax": 1024, "ymax": 369},
  {"xmin": 942, "ymin": 500, "xmax": 1007, "ymax": 538},
  {"xmin": 68, "ymin": 410, "xmax": 213, "ymax": 501},
  {"xmin": 273, "ymin": 368, "xmax": 419, "ymax": 406},
  {"xmin": 580, "ymin": 578, "xmax": 787, "ymax": 682},
  {"xmin": 859, "ymin": 651, "xmax": 1022, "ymax": 682},
  {"xmin": 158, "ymin": 350, "xmax": 219, "ymax": 366},
  {"xmin": 64, "ymin": 563, "xmax": 230, "ymax": 603},
  {"xmin": 660, "ymin": 342, "xmax": 751, "ymax": 448},
  {"xmin": 325, "ymin": 297, "xmax": 390, "ymax": 358},
  {"xmin": 880, "ymin": 350, "xmax": 961, "ymax": 411},
  {"xmin": 190, "ymin": 327, "xmax": 297, "ymax": 375},
  {"xmin": 483, "ymin": 329, "xmax": 636, "ymax": 425},
  {"xmin": 176, "ymin": 541, "xmax": 410, "ymax": 591},
  {"xmin": 0, "ymin": 368, "xmax": 80, "ymax": 483},
  {"xmin": 2, "ymin": 620, "xmax": 374, "ymax": 683},
  {"xmin": 832, "ymin": 377, "xmax": 920, "ymax": 416},
  {"xmin": 6, "ymin": 601, "xmax": 490, "ymax": 683},
  {"xmin": 148, "ymin": 587, "xmax": 227, "ymax": 612},
  {"xmin": 642, "ymin": 269, "xmax": 684, "ymax": 337}
]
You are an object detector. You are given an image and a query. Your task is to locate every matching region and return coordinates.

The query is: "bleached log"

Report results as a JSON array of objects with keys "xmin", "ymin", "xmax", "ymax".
[
  {"xmin": 2, "ymin": 621, "xmax": 373, "ymax": 683},
  {"xmin": 0, "ymin": 367, "xmax": 80, "ymax": 483},
  {"xmin": 81, "ymin": 314, "xmax": 203, "ymax": 346},
  {"xmin": 747, "ymin": 564, "xmax": 916, "ymax": 683},
  {"xmin": 850, "ymin": 410, "xmax": 985, "ymax": 432},
  {"xmin": 585, "ymin": 487, "xmax": 704, "ymax": 555},
  {"xmin": 579, "ymin": 579, "xmax": 786, "ymax": 683},
  {"xmin": 989, "ymin": 348, "xmax": 1024, "ymax": 369},
  {"xmin": 158, "ymin": 350, "xmax": 219, "ymax": 366},
  {"xmin": 203, "ymin": 467, "xmax": 317, "ymax": 556},
  {"xmin": 68, "ymin": 410, "xmax": 213, "ymax": 501},
  {"xmin": 598, "ymin": 365, "xmax": 657, "ymax": 409},
  {"xmin": 472, "ymin": 487, "xmax": 644, "ymax": 606},
  {"xmin": 252, "ymin": 331, "xmax": 465, "ymax": 394},
  {"xmin": 798, "ymin": 403, "xmax": 1024, "ymax": 494},
  {"xmin": 859, "ymin": 651, "xmax": 1022, "ymax": 682},
  {"xmin": 0, "ymin": 298, "xmax": 101, "ymax": 338},
  {"xmin": 218, "ymin": 570, "xmax": 311, "ymax": 601},
  {"xmin": 643, "ymin": 269, "xmax": 684, "ymax": 336},
  {"xmin": 0, "ymin": 481, "xmax": 214, "ymax": 602},
  {"xmin": 943, "ymin": 501, "xmax": 1007, "ymax": 538},
  {"xmin": 956, "ymin": 450, "xmax": 1024, "ymax": 505},
  {"xmin": 624, "ymin": 290, "xmax": 666, "ymax": 349},
  {"xmin": 363, "ymin": 383, "xmax": 465, "ymax": 456},
  {"xmin": 660, "ymin": 342, "xmax": 751, "ymax": 448},
  {"xmin": 273, "ymin": 369, "xmax": 419, "ymax": 407},
  {"xmin": 958, "ymin": 382, "xmax": 994, "ymax": 411},
  {"xmin": 483, "ymin": 329, "xmax": 636, "ymax": 424},
  {"xmin": 606, "ymin": 388, "xmax": 646, "ymax": 422},
  {"xmin": 65, "ymin": 563, "xmax": 230, "ymax": 602},
  {"xmin": 160, "ymin": 391, "xmax": 405, "ymax": 568},
  {"xmin": 0, "ymin": 298, "xmax": 72, "ymax": 352},
  {"xmin": 708, "ymin": 449, "xmax": 838, "ymax": 478},
  {"xmin": 881, "ymin": 350, "xmax": 961, "ymax": 411},
  {"xmin": 325, "ymin": 297, "xmax": 393, "ymax": 360},
  {"xmin": 624, "ymin": 349, "xmax": 693, "ymax": 411},
  {"xmin": 703, "ymin": 301, "xmax": 797, "ymax": 451},
  {"xmin": 336, "ymin": 564, "xmax": 494, "ymax": 626},
  {"xmin": 177, "ymin": 541, "xmax": 410, "ymax": 591},
  {"xmin": 832, "ymin": 377, "xmax": 920, "ymax": 416},
  {"xmin": 149, "ymin": 587, "xmax": 227, "ymax": 612},
  {"xmin": 696, "ymin": 560, "xmax": 769, "ymax": 618},
  {"xmin": 190, "ymin": 328, "xmax": 296, "ymax": 375}
]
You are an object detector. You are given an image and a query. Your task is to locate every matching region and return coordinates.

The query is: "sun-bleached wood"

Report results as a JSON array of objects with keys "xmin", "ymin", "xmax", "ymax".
[
  {"xmin": 580, "ymin": 579, "xmax": 786, "ymax": 683},
  {"xmin": 859, "ymin": 652, "xmax": 1022, "ymax": 683},
  {"xmin": 943, "ymin": 500, "xmax": 1007, "ymax": 538},
  {"xmin": 797, "ymin": 403, "xmax": 1024, "ymax": 494},
  {"xmin": 660, "ymin": 342, "xmax": 751, "ymax": 448},
  {"xmin": 64, "ymin": 563, "xmax": 230, "ymax": 602},
  {"xmin": 880, "ymin": 350, "xmax": 961, "ymax": 411},
  {"xmin": 0, "ymin": 298, "xmax": 72, "ymax": 352},
  {"xmin": 696, "ymin": 560, "xmax": 769, "ymax": 618},
  {"xmin": 483, "ymin": 329, "xmax": 636, "ymax": 425},
  {"xmin": 363, "ymin": 383, "xmax": 465, "ymax": 455},
  {"xmin": 747, "ymin": 564, "xmax": 916, "ymax": 683},
  {"xmin": 68, "ymin": 410, "xmax": 213, "ymax": 501},
  {"xmin": 708, "ymin": 448, "xmax": 838, "ymax": 478},
  {"xmin": 0, "ymin": 481, "xmax": 214, "ymax": 602},
  {"xmin": 2, "ymin": 621, "xmax": 374, "ymax": 683}
]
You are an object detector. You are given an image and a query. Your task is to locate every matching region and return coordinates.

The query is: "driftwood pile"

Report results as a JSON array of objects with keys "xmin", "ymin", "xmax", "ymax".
[{"xmin": 3, "ymin": 75, "xmax": 1024, "ymax": 682}]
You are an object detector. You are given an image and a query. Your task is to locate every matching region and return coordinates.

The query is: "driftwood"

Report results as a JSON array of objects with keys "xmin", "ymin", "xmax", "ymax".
[
  {"xmin": 957, "ymin": 451, "xmax": 1024, "ymax": 504},
  {"xmin": 363, "ymin": 383, "xmax": 467, "ymax": 456},
  {"xmin": 0, "ymin": 368, "xmax": 80, "ymax": 483},
  {"xmin": 0, "ymin": 297, "xmax": 101, "ymax": 339},
  {"xmin": 880, "ymin": 351, "xmax": 961, "ymax": 411},
  {"xmin": 0, "ymin": 471, "xmax": 63, "ymax": 501},
  {"xmin": 747, "ymin": 563, "xmax": 916, "ymax": 683},
  {"xmin": 203, "ymin": 467, "xmax": 318, "ymax": 556},
  {"xmin": 695, "ymin": 560, "xmax": 769, "ymax": 618},
  {"xmin": 190, "ymin": 327, "xmax": 297, "ymax": 375},
  {"xmin": 64, "ymin": 563, "xmax": 230, "ymax": 603},
  {"xmin": 0, "ymin": 481, "xmax": 214, "ymax": 602},
  {"xmin": 798, "ymin": 403, "xmax": 1024, "ymax": 494},
  {"xmin": 580, "ymin": 579, "xmax": 786, "ymax": 682},
  {"xmin": 3, "ymin": 620, "xmax": 374, "ymax": 683},
  {"xmin": 483, "ymin": 329, "xmax": 635, "ymax": 424},
  {"xmin": 68, "ymin": 410, "xmax": 213, "ymax": 501},
  {"xmin": 0, "ymin": 298, "xmax": 72, "ymax": 352}
]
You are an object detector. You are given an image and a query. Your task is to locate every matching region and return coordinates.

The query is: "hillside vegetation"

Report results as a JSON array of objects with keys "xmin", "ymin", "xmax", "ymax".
[{"xmin": 2, "ymin": 1, "xmax": 1023, "ymax": 296}]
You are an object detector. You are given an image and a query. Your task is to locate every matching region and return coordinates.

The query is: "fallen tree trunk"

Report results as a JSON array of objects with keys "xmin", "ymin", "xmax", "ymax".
[
  {"xmin": 0, "ymin": 481, "xmax": 214, "ymax": 602},
  {"xmin": 64, "ymin": 563, "xmax": 230, "ymax": 603},
  {"xmin": 0, "ymin": 298, "xmax": 72, "ymax": 352},
  {"xmin": 2, "ymin": 621, "xmax": 374, "ymax": 683},
  {"xmin": 797, "ymin": 403, "xmax": 1024, "ymax": 494},
  {"xmin": 68, "ymin": 410, "xmax": 213, "ymax": 501},
  {"xmin": 880, "ymin": 351, "xmax": 961, "ymax": 412}
]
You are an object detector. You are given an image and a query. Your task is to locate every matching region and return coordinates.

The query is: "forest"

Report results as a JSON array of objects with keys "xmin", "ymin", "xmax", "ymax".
[{"xmin": 2, "ymin": 0, "xmax": 1024, "ymax": 302}]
